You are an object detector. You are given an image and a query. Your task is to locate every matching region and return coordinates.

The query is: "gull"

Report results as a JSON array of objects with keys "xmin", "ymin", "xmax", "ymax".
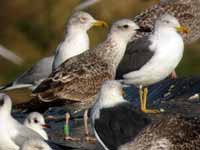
[
  {"xmin": 0, "ymin": 11, "xmax": 107, "ymax": 91},
  {"xmin": 117, "ymin": 0, "xmax": 200, "ymax": 79},
  {"xmin": 32, "ymin": 19, "xmax": 146, "ymax": 140},
  {"xmin": 0, "ymin": 93, "xmax": 43, "ymax": 150},
  {"xmin": 91, "ymin": 80, "xmax": 200, "ymax": 150},
  {"xmin": 24, "ymin": 112, "xmax": 50, "ymax": 140},
  {"xmin": 52, "ymin": 11, "xmax": 107, "ymax": 71},
  {"xmin": 0, "ymin": 93, "xmax": 73, "ymax": 150},
  {"xmin": 122, "ymin": 14, "xmax": 188, "ymax": 113}
]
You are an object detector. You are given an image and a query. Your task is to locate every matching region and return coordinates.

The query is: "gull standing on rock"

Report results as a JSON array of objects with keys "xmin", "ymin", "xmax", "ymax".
[
  {"xmin": 91, "ymin": 80, "xmax": 200, "ymax": 150},
  {"xmin": 24, "ymin": 112, "xmax": 50, "ymax": 140},
  {"xmin": 32, "ymin": 19, "xmax": 146, "ymax": 140},
  {"xmin": 117, "ymin": 0, "xmax": 200, "ymax": 79},
  {"xmin": 123, "ymin": 14, "xmax": 188, "ymax": 113}
]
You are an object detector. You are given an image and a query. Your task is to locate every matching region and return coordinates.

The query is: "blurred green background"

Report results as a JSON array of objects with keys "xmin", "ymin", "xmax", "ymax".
[{"xmin": 0, "ymin": 0, "xmax": 199, "ymax": 103}]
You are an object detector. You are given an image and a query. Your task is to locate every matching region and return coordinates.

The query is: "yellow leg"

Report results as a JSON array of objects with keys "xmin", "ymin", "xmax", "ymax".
[
  {"xmin": 139, "ymin": 86, "xmax": 144, "ymax": 111},
  {"xmin": 141, "ymin": 87, "xmax": 160, "ymax": 113}
]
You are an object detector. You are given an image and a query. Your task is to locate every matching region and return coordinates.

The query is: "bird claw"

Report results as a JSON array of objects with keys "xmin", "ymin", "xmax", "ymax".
[
  {"xmin": 64, "ymin": 136, "xmax": 81, "ymax": 142},
  {"xmin": 84, "ymin": 135, "xmax": 96, "ymax": 144},
  {"xmin": 141, "ymin": 108, "xmax": 160, "ymax": 113}
]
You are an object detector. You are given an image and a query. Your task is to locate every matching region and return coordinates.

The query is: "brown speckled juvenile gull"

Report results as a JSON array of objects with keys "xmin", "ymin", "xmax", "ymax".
[
  {"xmin": 117, "ymin": 0, "xmax": 200, "ymax": 78},
  {"xmin": 32, "ymin": 19, "xmax": 143, "ymax": 140}
]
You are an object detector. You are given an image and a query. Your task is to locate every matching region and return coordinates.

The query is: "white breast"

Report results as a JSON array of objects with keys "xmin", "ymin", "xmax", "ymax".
[
  {"xmin": 52, "ymin": 32, "xmax": 89, "ymax": 70},
  {"xmin": 0, "ymin": 117, "xmax": 19, "ymax": 150},
  {"xmin": 123, "ymin": 30, "xmax": 184, "ymax": 86}
]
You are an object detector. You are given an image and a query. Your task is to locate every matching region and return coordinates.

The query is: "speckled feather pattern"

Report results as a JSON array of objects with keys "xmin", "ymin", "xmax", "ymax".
[
  {"xmin": 33, "ymin": 51, "xmax": 113, "ymax": 102},
  {"xmin": 33, "ymin": 38, "xmax": 123, "ymax": 107},
  {"xmin": 120, "ymin": 115, "xmax": 200, "ymax": 150},
  {"xmin": 133, "ymin": 0, "xmax": 200, "ymax": 43}
]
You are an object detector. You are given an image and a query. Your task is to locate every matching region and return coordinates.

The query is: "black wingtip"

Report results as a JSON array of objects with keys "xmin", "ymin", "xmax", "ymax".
[{"xmin": 0, "ymin": 82, "xmax": 13, "ymax": 91}]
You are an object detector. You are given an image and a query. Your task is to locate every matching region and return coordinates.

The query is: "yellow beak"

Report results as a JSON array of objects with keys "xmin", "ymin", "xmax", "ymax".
[
  {"xmin": 92, "ymin": 20, "xmax": 108, "ymax": 28},
  {"xmin": 176, "ymin": 26, "xmax": 189, "ymax": 34}
]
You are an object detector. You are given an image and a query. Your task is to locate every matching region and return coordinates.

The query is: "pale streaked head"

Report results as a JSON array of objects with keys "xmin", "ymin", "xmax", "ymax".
[
  {"xmin": 155, "ymin": 14, "xmax": 189, "ymax": 34},
  {"xmin": 91, "ymin": 80, "xmax": 126, "ymax": 122},
  {"xmin": 109, "ymin": 19, "xmax": 140, "ymax": 43},
  {"xmin": 67, "ymin": 11, "xmax": 107, "ymax": 31},
  {"xmin": 96, "ymin": 80, "xmax": 126, "ymax": 109}
]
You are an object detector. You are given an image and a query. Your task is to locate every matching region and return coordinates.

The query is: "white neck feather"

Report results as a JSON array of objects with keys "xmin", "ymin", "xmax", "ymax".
[{"xmin": 52, "ymin": 29, "xmax": 89, "ymax": 70}]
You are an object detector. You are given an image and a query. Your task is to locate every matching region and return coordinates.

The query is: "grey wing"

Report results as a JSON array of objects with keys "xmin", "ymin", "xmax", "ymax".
[
  {"xmin": 15, "ymin": 56, "xmax": 53, "ymax": 85},
  {"xmin": 116, "ymin": 37, "xmax": 153, "ymax": 79},
  {"xmin": 52, "ymin": 42, "xmax": 62, "ymax": 71},
  {"xmin": 12, "ymin": 122, "xmax": 43, "ymax": 147}
]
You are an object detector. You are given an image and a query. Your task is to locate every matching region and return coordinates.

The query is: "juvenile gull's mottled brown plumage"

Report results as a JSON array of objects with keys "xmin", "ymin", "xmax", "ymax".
[
  {"xmin": 134, "ymin": 0, "xmax": 200, "ymax": 43},
  {"xmin": 34, "ymin": 50, "xmax": 113, "ymax": 103},
  {"xmin": 120, "ymin": 115, "xmax": 200, "ymax": 150},
  {"xmin": 32, "ymin": 20, "xmax": 141, "ymax": 140},
  {"xmin": 117, "ymin": 0, "xmax": 200, "ymax": 78},
  {"xmin": 32, "ymin": 19, "xmax": 141, "ymax": 114}
]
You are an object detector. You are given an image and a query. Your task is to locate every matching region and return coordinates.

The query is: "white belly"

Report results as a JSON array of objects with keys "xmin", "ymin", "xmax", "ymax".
[{"xmin": 123, "ymin": 32, "xmax": 184, "ymax": 86}]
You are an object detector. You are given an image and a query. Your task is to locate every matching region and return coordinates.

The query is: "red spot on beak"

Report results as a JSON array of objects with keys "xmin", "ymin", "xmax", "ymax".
[{"xmin": 42, "ymin": 124, "xmax": 51, "ymax": 129}]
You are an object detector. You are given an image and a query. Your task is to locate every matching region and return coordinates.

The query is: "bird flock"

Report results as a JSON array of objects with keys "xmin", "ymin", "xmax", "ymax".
[{"xmin": 0, "ymin": 0, "xmax": 200, "ymax": 149}]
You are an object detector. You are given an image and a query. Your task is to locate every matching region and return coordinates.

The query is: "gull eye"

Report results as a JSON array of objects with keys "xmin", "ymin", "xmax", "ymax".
[
  {"xmin": 34, "ymin": 118, "xmax": 39, "ymax": 124},
  {"xmin": 80, "ymin": 17, "xmax": 87, "ymax": 23},
  {"xmin": 164, "ymin": 20, "xmax": 170, "ymax": 24},
  {"xmin": 123, "ymin": 25, "xmax": 129, "ymax": 28}
]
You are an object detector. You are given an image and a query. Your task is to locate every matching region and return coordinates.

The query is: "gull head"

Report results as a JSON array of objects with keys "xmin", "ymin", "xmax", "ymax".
[
  {"xmin": 96, "ymin": 80, "xmax": 125, "ymax": 109},
  {"xmin": 67, "ymin": 11, "xmax": 107, "ymax": 31},
  {"xmin": 0, "ymin": 93, "xmax": 12, "ymax": 115},
  {"xmin": 24, "ymin": 112, "xmax": 50, "ymax": 130},
  {"xmin": 21, "ymin": 139, "xmax": 52, "ymax": 150},
  {"xmin": 155, "ymin": 14, "xmax": 189, "ymax": 34},
  {"xmin": 109, "ymin": 19, "xmax": 140, "ymax": 43}
]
